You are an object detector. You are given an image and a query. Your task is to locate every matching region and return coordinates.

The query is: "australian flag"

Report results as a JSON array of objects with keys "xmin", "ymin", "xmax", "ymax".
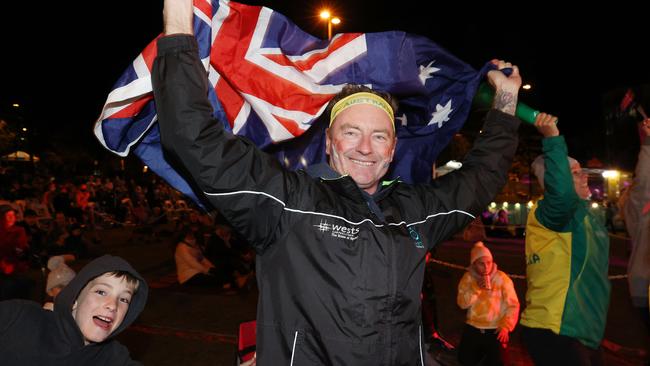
[{"xmin": 94, "ymin": 0, "xmax": 492, "ymax": 205}]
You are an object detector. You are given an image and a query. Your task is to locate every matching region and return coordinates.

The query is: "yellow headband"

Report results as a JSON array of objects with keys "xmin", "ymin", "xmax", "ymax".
[{"xmin": 329, "ymin": 92, "xmax": 395, "ymax": 129}]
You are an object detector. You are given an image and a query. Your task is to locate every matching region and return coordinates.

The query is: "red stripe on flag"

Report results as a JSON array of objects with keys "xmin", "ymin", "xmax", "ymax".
[
  {"xmin": 141, "ymin": 36, "xmax": 161, "ymax": 71},
  {"xmin": 194, "ymin": 0, "xmax": 212, "ymax": 20},
  {"xmin": 215, "ymin": 79, "xmax": 245, "ymax": 128},
  {"xmin": 271, "ymin": 114, "xmax": 303, "ymax": 137},
  {"xmin": 109, "ymin": 95, "xmax": 154, "ymax": 119},
  {"xmin": 210, "ymin": 2, "xmax": 333, "ymax": 127},
  {"xmin": 263, "ymin": 33, "xmax": 363, "ymax": 71}
]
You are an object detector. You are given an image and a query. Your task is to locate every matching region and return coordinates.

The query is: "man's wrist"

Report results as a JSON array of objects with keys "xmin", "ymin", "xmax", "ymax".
[
  {"xmin": 492, "ymin": 89, "xmax": 519, "ymax": 116},
  {"xmin": 163, "ymin": 0, "xmax": 194, "ymax": 36}
]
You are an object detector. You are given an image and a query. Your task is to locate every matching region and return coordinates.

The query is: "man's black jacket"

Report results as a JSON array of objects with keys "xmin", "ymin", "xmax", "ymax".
[{"xmin": 154, "ymin": 35, "xmax": 520, "ymax": 365}]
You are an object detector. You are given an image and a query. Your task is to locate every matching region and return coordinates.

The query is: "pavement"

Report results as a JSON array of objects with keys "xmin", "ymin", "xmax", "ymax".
[{"xmin": 18, "ymin": 224, "xmax": 650, "ymax": 365}]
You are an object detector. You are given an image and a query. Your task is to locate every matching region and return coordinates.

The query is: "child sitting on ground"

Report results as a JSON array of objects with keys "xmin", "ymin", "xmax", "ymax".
[{"xmin": 0, "ymin": 255, "xmax": 149, "ymax": 365}]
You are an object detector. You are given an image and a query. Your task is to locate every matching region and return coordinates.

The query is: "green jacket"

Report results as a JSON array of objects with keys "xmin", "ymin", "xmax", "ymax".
[{"xmin": 520, "ymin": 136, "xmax": 610, "ymax": 349}]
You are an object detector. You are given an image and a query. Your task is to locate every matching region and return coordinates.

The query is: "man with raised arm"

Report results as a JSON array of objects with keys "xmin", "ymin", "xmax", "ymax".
[{"xmin": 154, "ymin": 0, "xmax": 522, "ymax": 363}]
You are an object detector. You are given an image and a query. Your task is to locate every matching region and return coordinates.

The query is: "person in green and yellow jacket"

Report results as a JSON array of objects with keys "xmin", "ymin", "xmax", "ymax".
[{"xmin": 520, "ymin": 112, "xmax": 610, "ymax": 365}]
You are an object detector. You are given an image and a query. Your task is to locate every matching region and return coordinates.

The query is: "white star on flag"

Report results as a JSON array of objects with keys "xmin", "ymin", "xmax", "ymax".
[
  {"xmin": 396, "ymin": 113, "xmax": 408, "ymax": 126},
  {"xmin": 418, "ymin": 60, "xmax": 440, "ymax": 85},
  {"xmin": 428, "ymin": 100, "xmax": 453, "ymax": 127}
]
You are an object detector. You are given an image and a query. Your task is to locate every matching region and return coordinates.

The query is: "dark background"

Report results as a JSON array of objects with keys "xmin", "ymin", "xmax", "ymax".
[{"xmin": 1, "ymin": 1, "xmax": 648, "ymax": 171}]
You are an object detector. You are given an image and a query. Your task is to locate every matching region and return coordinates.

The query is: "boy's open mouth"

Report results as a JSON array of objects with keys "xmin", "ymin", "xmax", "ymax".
[{"xmin": 93, "ymin": 315, "xmax": 113, "ymax": 330}]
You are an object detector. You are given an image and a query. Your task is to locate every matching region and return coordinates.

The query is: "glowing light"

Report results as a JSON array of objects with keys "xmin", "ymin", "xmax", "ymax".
[
  {"xmin": 12, "ymin": 103, "xmax": 20, "ymax": 108},
  {"xmin": 515, "ymin": 203, "xmax": 521, "ymax": 209},
  {"xmin": 527, "ymin": 201, "xmax": 534, "ymax": 208},
  {"xmin": 602, "ymin": 170, "xmax": 620, "ymax": 179},
  {"xmin": 143, "ymin": 165, "xmax": 149, "ymax": 173},
  {"xmin": 502, "ymin": 201, "xmax": 509, "ymax": 208},
  {"xmin": 591, "ymin": 202, "xmax": 599, "ymax": 208},
  {"xmin": 522, "ymin": 84, "xmax": 532, "ymax": 90},
  {"xmin": 319, "ymin": 9, "xmax": 341, "ymax": 39},
  {"xmin": 490, "ymin": 202, "xmax": 496, "ymax": 208}
]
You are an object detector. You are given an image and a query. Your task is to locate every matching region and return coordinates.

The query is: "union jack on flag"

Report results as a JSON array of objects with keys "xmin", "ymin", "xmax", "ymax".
[{"xmin": 94, "ymin": 0, "xmax": 493, "ymax": 205}]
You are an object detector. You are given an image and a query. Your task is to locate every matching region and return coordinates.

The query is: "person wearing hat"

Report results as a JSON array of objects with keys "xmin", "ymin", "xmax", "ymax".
[
  {"xmin": 43, "ymin": 256, "xmax": 76, "ymax": 311},
  {"xmin": 457, "ymin": 241, "xmax": 519, "ymax": 366},
  {"xmin": 520, "ymin": 112, "xmax": 610, "ymax": 365}
]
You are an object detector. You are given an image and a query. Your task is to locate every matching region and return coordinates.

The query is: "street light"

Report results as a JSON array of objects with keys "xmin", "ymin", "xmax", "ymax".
[{"xmin": 319, "ymin": 9, "xmax": 341, "ymax": 39}]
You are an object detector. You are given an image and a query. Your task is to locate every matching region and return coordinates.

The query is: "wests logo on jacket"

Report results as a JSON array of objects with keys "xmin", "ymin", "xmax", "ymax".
[{"xmin": 314, "ymin": 220, "xmax": 360, "ymax": 241}]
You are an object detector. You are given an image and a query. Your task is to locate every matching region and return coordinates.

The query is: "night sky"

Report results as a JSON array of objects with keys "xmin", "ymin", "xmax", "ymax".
[{"xmin": 1, "ymin": 1, "xmax": 648, "ymax": 169}]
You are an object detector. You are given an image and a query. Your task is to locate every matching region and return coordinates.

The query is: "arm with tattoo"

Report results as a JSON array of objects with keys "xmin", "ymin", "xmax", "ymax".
[
  {"xmin": 486, "ymin": 59, "xmax": 522, "ymax": 117},
  {"xmin": 492, "ymin": 90, "xmax": 517, "ymax": 115}
]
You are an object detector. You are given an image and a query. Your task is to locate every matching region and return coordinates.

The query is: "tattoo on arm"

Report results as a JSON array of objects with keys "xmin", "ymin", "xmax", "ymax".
[{"xmin": 492, "ymin": 90, "xmax": 517, "ymax": 115}]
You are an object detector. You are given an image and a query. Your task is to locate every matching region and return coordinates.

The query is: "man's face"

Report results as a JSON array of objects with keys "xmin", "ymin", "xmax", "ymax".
[
  {"xmin": 326, "ymin": 103, "xmax": 396, "ymax": 195},
  {"xmin": 72, "ymin": 273, "xmax": 135, "ymax": 345},
  {"xmin": 472, "ymin": 256, "xmax": 493, "ymax": 275},
  {"xmin": 571, "ymin": 161, "xmax": 590, "ymax": 200}
]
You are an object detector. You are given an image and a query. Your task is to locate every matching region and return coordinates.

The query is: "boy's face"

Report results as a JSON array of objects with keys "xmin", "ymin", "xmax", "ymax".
[{"xmin": 72, "ymin": 273, "xmax": 135, "ymax": 345}]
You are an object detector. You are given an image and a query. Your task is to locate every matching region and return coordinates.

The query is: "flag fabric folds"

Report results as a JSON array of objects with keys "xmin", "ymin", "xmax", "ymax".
[{"xmin": 94, "ymin": 0, "xmax": 491, "ymax": 205}]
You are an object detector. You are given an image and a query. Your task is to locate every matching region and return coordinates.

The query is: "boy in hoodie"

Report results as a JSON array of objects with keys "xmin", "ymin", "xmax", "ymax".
[{"xmin": 0, "ymin": 255, "xmax": 148, "ymax": 365}]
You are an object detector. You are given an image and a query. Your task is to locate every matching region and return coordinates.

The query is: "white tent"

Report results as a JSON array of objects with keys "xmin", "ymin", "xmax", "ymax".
[{"xmin": 1, "ymin": 150, "xmax": 40, "ymax": 162}]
